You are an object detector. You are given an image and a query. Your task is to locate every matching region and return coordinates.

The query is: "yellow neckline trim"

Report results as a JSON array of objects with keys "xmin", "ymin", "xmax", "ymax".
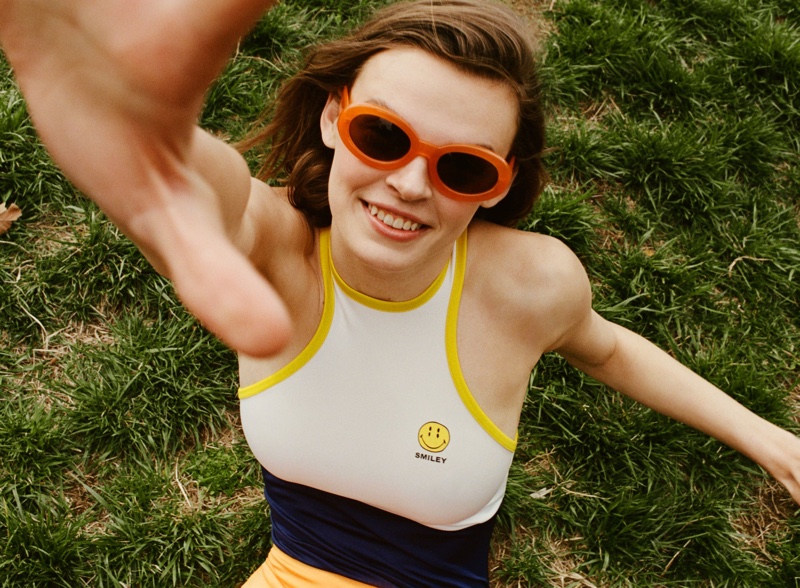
[
  {"xmin": 330, "ymin": 246, "xmax": 449, "ymax": 313},
  {"xmin": 446, "ymin": 230, "xmax": 517, "ymax": 453},
  {"xmin": 238, "ymin": 229, "xmax": 335, "ymax": 399}
]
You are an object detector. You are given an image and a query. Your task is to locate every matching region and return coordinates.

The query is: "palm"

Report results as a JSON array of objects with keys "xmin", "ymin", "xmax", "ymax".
[{"xmin": 0, "ymin": 0, "xmax": 290, "ymax": 356}]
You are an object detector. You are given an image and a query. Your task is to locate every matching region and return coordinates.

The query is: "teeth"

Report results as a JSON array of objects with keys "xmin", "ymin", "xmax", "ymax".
[{"xmin": 369, "ymin": 205, "xmax": 421, "ymax": 231}]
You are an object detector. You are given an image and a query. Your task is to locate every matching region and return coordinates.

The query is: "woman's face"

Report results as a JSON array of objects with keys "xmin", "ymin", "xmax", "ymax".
[{"xmin": 320, "ymin": 47, "xmax": 519, "ymax": 299}]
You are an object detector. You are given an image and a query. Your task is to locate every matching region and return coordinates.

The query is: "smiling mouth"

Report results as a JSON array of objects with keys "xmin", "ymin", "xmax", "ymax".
[
  {"xmin": 367, "ymin": 203, "xmax": 422, "ymax": 232},
  {"xmin": 419, "ymin": 437, "xmax": 446, "ymax": 450}
]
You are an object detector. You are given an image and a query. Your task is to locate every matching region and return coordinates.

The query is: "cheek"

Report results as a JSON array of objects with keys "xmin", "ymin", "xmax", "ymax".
[
  {"xmin": 329, "ymin": 148, "xmax": 384, "ymax": 190},
  {"xmin": 434, "ymin": 197, "xmax": 481, "ymax": 226}
]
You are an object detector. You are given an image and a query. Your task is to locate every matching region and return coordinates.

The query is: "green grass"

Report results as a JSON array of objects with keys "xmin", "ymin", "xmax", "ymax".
[{"xmin": 2, "ymin": 0, "xmax": 799, "ymax": 586}]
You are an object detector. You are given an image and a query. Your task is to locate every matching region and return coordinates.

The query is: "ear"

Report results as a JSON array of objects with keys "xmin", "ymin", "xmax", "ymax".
[
  {"xmin": 479, "ymin": 166, "xmax": 519, "ymax": 209},
  {"xmin": 320, "ymin": 92, "xmax": 341, "ymax": 149}
]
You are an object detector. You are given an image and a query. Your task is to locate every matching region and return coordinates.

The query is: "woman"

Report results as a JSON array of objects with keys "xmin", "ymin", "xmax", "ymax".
[
  {"xmin": 1, "ymin": 0, "xmax": 798, "ymax": 586},
  {"xmin": 236, "ymin": 5, "xmax": 547, "ymax": 583}
]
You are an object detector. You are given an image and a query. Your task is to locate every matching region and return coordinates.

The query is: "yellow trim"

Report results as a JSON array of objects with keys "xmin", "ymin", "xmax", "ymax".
[
  {"xmin": 445, "ymin": 231, "xmax": 517, "ymax": 453},
  {"xmin": 331, "ymin": 251, "xmax": 448, "ymax": 313},
  {"xmin": 238, "ymin": 229, "xmax": 335, "ymax": 400}
]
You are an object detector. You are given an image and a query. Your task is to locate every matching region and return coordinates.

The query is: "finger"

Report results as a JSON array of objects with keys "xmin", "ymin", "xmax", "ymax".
[
  {"xmin": 183, "ymin": 0, "xmax": 279, "ymax": 49},
  {"xmin": 789, "ymin": 475, "xmax": 800, "ymax": 507},
  {"xmin": 131, "ymin": 0, "xmax": 280, "ymax": 104}
]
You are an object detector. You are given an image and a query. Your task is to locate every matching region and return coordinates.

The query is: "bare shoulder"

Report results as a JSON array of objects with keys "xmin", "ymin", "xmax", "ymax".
[
  {"xmin": 466, "ymin": 221, "xmax": 592, "ymax": 353},
  {"xmin": 467, "ymin": 221, "xmax": 590, "ymax": 302}
]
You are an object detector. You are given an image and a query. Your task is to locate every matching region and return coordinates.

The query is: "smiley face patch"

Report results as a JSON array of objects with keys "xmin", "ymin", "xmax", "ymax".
[{"xmin": 418, "ymin": 422, "xmax": 450, "ymax": 453}]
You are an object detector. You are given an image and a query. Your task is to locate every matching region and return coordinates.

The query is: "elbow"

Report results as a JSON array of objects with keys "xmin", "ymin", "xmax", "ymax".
[{"xmin": 559, "ymin": 313, "xmax": 622, "ymax": 376}]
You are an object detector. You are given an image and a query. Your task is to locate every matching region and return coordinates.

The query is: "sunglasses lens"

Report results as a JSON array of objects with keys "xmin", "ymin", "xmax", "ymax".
[
  {"xmin": 437, "ymin": 152, "xmax": 500, "ymax": 195},
  {"xmin": 349, "ymin": 114, "xmax": 411, "ymax": 162}
]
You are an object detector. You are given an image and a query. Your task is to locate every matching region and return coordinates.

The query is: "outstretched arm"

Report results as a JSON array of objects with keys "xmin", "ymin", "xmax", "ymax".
[
  {"xmin": 553, "ymin": 267, "xmax": 800, "ymax": 504},
  {"xmin": 0, "ymin": 0, "xmax": 291, "ymax": 356}
]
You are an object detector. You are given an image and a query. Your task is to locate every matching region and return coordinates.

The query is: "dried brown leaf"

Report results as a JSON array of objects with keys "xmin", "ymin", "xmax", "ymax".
[{"xmin": 0, "ymin": 202, "xmax": 22, "ymax": 235}]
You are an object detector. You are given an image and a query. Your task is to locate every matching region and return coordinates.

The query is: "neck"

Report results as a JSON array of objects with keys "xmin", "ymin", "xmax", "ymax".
[{"xmin": 328, "ymin": 233, "xmax": 453, "ymax": 302}]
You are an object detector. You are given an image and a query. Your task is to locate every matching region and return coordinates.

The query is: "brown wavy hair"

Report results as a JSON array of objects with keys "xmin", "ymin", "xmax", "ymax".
[{"xmin": 238, "ymin": 0, "xmax": 548, "ymax": 228}]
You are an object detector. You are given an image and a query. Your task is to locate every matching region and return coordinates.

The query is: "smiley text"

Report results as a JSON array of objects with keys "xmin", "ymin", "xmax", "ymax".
[{"xmin": 415, "ymin": 452, "xmax": 447, "ymax": 464}]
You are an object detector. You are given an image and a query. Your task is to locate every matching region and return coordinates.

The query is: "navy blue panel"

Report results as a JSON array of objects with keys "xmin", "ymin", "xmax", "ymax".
[{"xmin": 262, "ymin": 468, "xmax": 495, "ymax": 587}]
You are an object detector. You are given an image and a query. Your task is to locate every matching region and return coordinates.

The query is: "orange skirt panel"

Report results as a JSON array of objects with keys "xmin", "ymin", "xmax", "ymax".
[{"xmin": 242, "ymin": 546, "xmax": 376, "ymax": 588}]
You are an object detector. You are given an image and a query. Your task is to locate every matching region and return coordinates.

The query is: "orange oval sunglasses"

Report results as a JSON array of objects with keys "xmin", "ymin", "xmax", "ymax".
[{"xmin": 337, "ymin": 87, "xmax": 515, "ymax": 202}]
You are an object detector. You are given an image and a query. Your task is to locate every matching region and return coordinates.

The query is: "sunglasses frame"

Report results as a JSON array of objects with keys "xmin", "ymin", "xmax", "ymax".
[{"xmin": 336, "ymin": 87, "xmax": 515, "ymax": 202}]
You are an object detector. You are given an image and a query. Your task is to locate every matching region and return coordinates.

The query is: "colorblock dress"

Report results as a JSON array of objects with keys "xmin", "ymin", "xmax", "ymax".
[{"xmin": 239, "ymin": 228, "xmax": 516, "ymax": 587}]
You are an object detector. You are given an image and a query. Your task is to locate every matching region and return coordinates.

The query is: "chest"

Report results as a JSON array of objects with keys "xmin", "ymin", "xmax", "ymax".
[{"xmin": 239, "ymin": 273, "xmax": 515, "ymax": 528}]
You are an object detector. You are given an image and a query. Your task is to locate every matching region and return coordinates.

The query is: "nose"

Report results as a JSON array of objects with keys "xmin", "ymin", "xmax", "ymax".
[{"xmin": 385, "ymin": 156, "xmax": 434, "ymax": 201}]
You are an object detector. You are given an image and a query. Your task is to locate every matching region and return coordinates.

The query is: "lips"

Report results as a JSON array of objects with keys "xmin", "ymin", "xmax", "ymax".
[{"xmin": 367, "ymin": 203, "xmax": 422, "ymax": 231}]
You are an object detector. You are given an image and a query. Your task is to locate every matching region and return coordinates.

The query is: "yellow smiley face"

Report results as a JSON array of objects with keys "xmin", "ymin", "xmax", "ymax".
[{"xmin": 418, "ymin": 422, "xmax": 450, "ymax": 453}]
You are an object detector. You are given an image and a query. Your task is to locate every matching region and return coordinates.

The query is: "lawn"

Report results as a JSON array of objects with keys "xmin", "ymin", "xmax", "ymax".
[{"xmin": 1, "ymin": 0, "xmax": 799, "ymax": 586}]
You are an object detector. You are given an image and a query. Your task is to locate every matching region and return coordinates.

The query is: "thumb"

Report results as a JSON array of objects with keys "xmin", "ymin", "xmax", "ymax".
[{"xmin": 168, "ymin": 233, "xmax": 292, "ymax": 357}]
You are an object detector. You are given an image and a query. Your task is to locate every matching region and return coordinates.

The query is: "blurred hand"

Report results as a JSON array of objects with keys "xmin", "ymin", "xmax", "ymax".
[{"xmin": 0, "ymin": 0, "xmax": 291, "ymax": 356}]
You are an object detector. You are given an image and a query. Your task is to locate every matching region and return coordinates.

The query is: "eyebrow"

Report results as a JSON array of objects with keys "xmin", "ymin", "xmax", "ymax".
[{"xmin": 361, "ymin": 97, "xmax": 500, "ymax": 153}]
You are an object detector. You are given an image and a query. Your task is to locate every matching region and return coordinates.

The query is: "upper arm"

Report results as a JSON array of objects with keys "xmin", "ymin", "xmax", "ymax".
[
  {"xmin": 237, "ymin": 178, "xmax": 310, "ymax": 271},
  {"xmin": 538, "ymin": 242, "xmax": 618, "ymax": 371},
  {"xmin": 189, "ymin": 128, "xmax": 308, "ymax": 269},
  {"xmin": 189, "ymin": 128, "xmax": 253, "ymax": 234},
  {"xmin": 484, "ymin": 227, "xmax": 616, "ymax": 366}
]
